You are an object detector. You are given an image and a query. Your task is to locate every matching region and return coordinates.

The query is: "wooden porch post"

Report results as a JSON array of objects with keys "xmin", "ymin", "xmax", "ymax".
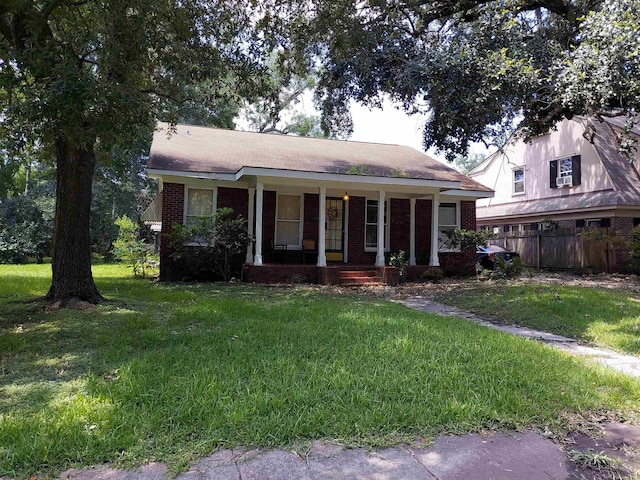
[
  {"xmin": 409, "ymin": 197, "xmax": 416, "ymax": 266},
  {"xmin": 317, "ymin": 186, "xmax": 327, "ymax": 267},
  {"xmin": 376, "ymin": 190, "xmax": 386, "ymax": 267},
  {"xmin": 254, "ymin": 183, "xmax": 264, "ymax": 266},
  {"xmin": 245, "ymin": 187, "xmax": 255, "ymax": 264},
  {"xmin": 430, "ymin": 191, "xmax": 440, "ymax": 266}
]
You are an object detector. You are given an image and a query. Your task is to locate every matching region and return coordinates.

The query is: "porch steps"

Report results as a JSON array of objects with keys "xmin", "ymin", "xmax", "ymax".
[{"xmin": 337, "ymin": 270, "xmax": 384, "ymax": 286}]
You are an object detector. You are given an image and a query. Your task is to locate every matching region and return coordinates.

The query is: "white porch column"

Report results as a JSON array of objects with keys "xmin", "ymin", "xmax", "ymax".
[
  {"xmin": 430, "ymin": 191, "xmax": 440, "ymax": 267},
  {"xmin": 245, "ymin": 187, "xmax": 255, "ymax": 264},
  {"xmin": 409, "ymin": 198, "xmax": 416, "ymax": 266},
  {"xmin": 375, "ymin": 190, "xmax": 386, "ymax": 267},
  {"xmin": 254, "ymin": 183, "xmax": 264, "ymax": 266},
  {"xmin": 317, "ymin": 186, "xmax": 327, "ymax": 267}
]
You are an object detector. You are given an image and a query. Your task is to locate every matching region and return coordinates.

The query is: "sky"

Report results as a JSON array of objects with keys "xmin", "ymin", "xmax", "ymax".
[
  {"xmin": 238, "ymin": 92, "xmax": 493, "ymax": 167},
  {"xmin": 349, "ymin": 99, "xmax": 427, "ymax": 153}
]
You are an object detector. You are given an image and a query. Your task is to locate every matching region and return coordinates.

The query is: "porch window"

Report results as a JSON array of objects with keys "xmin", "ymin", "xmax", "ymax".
[
  {"xmin": 365, "ymin": 199, "xmax": 388, "ymax": 250},
  {"xmin": 513, "ymin": 168, "xmax": 525, "ymax": 194},
  {"xmin": 438, "ymin": 202, "xmax": 459, "ymax": 251},
  {"xmin": 275, "ymin": 194, "xmax": 302, "ymax": 248},
  {"xmin": 185, "ymin": 188, "xmax": 215, "ymax": 224}
]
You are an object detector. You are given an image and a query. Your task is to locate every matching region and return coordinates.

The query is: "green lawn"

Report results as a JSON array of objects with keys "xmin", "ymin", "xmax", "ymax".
[
  {"xmin": 1, "ymin": 265, "xmax": 639, "ymax": 478},
  {"xmin": 432, "ymin": 282, "xmax": 640, "ymax": 356}
]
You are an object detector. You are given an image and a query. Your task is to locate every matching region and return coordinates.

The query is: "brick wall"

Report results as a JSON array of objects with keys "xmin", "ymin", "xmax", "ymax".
[
  {"xmin": 347, "ymin": 196, "xmax": 375, "ymax": 264},
  {"xmin": 460, "ymin": 201, "xmax": 476, "ymax": 230},
  {"xmin": 303, "ymin": 193, "xmax": 319, "ymax": 244},
  {"xmin": 613, "ymin": 216, "xmax": 636, "ymax": 242},
  {"xmin": 160, "ymin": 183, "xmax": 185, "ymax": 281},
  {"xmin": 415, "ymin": 199, "xmax": 432, "ymax": 265},
  {"xmin": 451, "ymin": 200, "xmax": 479, "ymax": 275},
  {"xmin": 390, "ymin": 198, "xmax": 410, "ymax": 253},
  {"xmin": 440, "ymin": 251, "xmax": 476, "ymax": 276},
  {"xmin": 244, "ymin": 264, "xmax": 318, "ymax": 283},
  {"xmin": 217, "ymin": 187, "xmax": 248, "ymax": 219},
  {"xmin": 262, "ymin": 190, "xmax": 277, "ymax": 249}
]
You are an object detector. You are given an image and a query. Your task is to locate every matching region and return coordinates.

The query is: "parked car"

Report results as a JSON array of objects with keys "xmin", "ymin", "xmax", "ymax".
[{"xmin": 476, "ymin": 244, "xmax": 520, "ymax": 270}]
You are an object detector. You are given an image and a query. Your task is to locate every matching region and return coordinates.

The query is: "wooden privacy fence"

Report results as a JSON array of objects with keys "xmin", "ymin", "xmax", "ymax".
[{"xmin": 493, "ymin": 228, "xmax": 617, "ymax": 273}]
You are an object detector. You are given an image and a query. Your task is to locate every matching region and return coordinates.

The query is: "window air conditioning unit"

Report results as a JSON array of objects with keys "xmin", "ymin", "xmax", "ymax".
[{"xmin": 556, "ymin": 176, "xmax": 572, "ymax": 187}]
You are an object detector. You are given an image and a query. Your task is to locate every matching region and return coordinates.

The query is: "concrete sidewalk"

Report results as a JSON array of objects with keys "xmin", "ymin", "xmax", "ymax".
[
  {"xmin": 55, "ymin": 422, "xmax": 640, "ymax": 480},
  {"xmin": 398, "ymin": 296, "xmax": 640, "ymax": 378},
  {"xmin": 59, "ymin": 432, "xmax": 577, "ymax": 480}
]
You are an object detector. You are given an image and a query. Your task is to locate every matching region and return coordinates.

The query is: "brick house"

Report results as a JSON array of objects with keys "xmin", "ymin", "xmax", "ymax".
[
  {"xmin": 468, "ymin": 117, "xmax": 640, "ymax": 272},
  {"xmin": 146, "ymin": 123, "xmax": 493, "ymax": 284}
]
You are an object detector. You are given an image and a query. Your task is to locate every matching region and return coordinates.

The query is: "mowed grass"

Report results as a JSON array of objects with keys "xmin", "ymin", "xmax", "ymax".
[
  {"xmin": 1, "ymin": 265, "xmax": 639, "ymax": 478},
  {"xmin": 432, "ymin": 282, "xmax": 640, "ymax": 356}
]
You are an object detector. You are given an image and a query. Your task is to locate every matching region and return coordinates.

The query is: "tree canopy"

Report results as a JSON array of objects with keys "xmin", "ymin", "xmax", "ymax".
[
  {"xmin": 303, "ymin": 0, "xmax": 639, "ymax": 159},
  {"xmin": 1, "ymin": 0, "xmax": 638, "ymax": 302},
  {"xmin": 0, "ymin": 0, "xmax": 269, "ymax": 302}
]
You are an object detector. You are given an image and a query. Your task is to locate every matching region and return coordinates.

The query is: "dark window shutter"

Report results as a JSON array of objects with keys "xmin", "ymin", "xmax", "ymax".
[
  {"xmin": 576, "ymin": 219, "xmax": 585, "ymax": 228},
  {"xmin": 571, "ymin": 155, "xmax": 581, "ymax": 186},
  {"xmin": 531, "ymin": 222, "xmax": 539, "ymax": 231},
  {"xmin": 600, "ymin": 218, "xmax": 611, "ymax": 227},
  {"xmin": 550, "ymin": 160, "xmax": 558, "ymax": 188},
  {"xmin": 504, "ymin": 225, "xmax": 510, "ymax": 232},
  {"xmin": 634, "ymin": 218, "xmax": 640, "ymax": 227}
]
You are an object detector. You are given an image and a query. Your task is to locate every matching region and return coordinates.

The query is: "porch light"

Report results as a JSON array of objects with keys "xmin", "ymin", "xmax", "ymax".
[{"xmin": 343, "ymin": 192, "xmax": 349, "ymax": 201}]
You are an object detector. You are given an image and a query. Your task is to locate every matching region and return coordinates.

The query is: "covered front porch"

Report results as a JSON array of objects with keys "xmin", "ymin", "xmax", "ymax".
[{"xmin": 241, "ymin": 173, "xmax": 461, "ymax": 272}]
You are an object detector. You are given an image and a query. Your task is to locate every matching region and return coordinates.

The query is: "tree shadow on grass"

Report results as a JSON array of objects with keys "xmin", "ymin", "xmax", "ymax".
[{"xmin": 2, "ymin": 282, "xmax": 640, "ymax": 477}]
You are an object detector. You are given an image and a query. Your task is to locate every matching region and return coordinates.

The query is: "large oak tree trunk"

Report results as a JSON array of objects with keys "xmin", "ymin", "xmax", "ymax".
[{"xmin": 46, "ymin": 138, "xmax": 103, "ymax": 304}]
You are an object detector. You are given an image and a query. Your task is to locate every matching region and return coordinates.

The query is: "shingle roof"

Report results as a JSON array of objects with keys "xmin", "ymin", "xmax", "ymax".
[
  {"xmin": 595, "ymin": 119, "xmax": 640, "ymax": 203},
  {"xmin": 148, "ymin": 123, "xmax": 492, "ymax": 192},
  {"xmin": 476, "ymin": 190, "xmax": 630, "ymax": 220}
]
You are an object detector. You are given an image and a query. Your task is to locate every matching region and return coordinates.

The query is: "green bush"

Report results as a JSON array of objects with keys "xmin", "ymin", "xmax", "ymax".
[
  {"xmin": 420, "ymin": 266, "xmax": 444, "ymax": 282},
  {"xmin": 112, "ymin": 216, "xmax": 150, "ymax": 277},
  {"xmin": 491, "ymin": 256, "xmax": 523, "ymax": 278},
  {"xmin": 441, "ymin": 227, "xmax": 494, "ymax": 251},
  {"xmin": 629, "ymin": 224, "xmax": 640, "ymax": 274},
  {"xmin": 169, "ymin": 207, "xmax": 250, "ymax": 281},
  {"xmin": 389, "ymin": 250, "xmax": 408, "ymax": 275}
]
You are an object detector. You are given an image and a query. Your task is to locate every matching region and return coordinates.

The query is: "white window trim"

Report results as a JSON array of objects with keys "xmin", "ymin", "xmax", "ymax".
[
  {"xmin": 275, "ymin": 193, "xmax": 304, "ymax": 249},
  {"xmin": 183, "ymin": 186, "xmax": 217, "ymax": 224},
  {"xmin": 512, "ymin": 167, "xmax": 525, "ymax": 196},
  {"xmin": 585, "ymin": 218, "xmax": 601, "ymax": 227},
  {"xmin": 438, "ymin": 201, "xmax": 460, "ymax": 252},
  {"xmin": 364, "ymin": 198, "xmax": 390, "ymax": 252}
]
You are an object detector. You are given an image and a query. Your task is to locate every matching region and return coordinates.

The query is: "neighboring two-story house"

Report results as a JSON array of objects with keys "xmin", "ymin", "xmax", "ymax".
[{"xmin": 468, "ymin": 117, "xmax": 640, "ymax": 271}]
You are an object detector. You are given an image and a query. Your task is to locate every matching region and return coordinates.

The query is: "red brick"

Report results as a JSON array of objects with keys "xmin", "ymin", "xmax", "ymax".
[
  {"xmin": 160, "ymin": 183, "xmax": 185, "ymax": 281},
  {"xmin": 390, "ymin": 198, "xmax": 410, "ymax": 253},
  {"xmin": 217, "ymin": 187, "xmax": 248, "ymax": 219}
]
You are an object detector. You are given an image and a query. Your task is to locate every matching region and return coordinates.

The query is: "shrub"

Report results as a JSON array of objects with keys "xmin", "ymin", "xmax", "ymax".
[
  {"xmin": 630, "ymin": 224, "xmax": 640, "ymax": 274},
  {"xmin": 441, "ymin": 227, "xmax": 494, "ymax": 251},
  {"xmin": 112, "ymin": 216, "xmax": 150, "ymax": 277},
  {"xmin": 490, "ymin": 256, "xmax": 523, "ymax": 278},
  {"xmin": 169, "ymin": 208, "xmax": 250, "ymax": 281},
  {"xmin": 420, "ymin": 267, "xmax": 443, "ymax": 282},
  {"xmin": 389, "ymin": 250, "xmax": 408, "ymax": 276}
]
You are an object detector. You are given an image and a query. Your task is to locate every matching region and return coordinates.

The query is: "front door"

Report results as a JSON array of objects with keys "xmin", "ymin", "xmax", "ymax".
[{"xmin": 325, "ymin": 197, "xmax": 345, "ymax": 262}]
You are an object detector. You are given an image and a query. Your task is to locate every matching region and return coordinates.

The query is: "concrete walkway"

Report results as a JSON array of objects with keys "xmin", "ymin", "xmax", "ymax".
[
  {"xmin": 52, "ymin": 422, "xmax": 640, "ymax": 480},
  {"xmin": 58, "ymin": 432, "xmax": 577, "ymax": 480},
  {"xmin": 398, "ymin": 296, "xmax": 640, "ymax": 378}
]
